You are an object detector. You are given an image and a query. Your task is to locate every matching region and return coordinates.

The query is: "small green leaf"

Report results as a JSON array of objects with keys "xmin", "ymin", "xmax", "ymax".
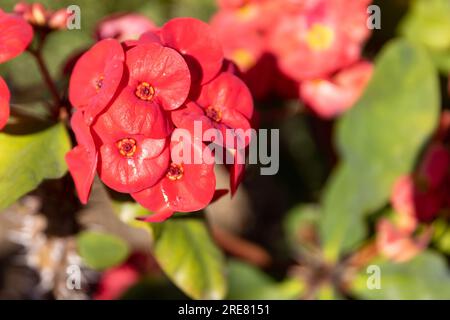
[
  {"xmin": 152, "ymin": 218, "xmax": 227, "ymax": 300},
  {"xmin": 320, "ymin": 39, "xmax": 440, "ymax": 261},
  {"xmin": 112, "ymin": 201, "xmax": 227, "ymax": 300},
  {"xmin": 227, "ymin": 260, "xmax": 304, "ymax": 300},
  {"xmin": 351, "ymin": 251, "xmax": 450, "ymax": 299},
  {"xmin": 76, "ymin": 231, "xmax": 130, "ymax": 271},
  {"xmin": 0, "ymin": 123, "xmax": 71, "ymax": 210}
]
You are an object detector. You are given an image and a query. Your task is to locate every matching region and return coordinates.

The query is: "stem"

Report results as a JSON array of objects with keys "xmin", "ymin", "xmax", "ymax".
[{"xmin": 31, "ymin": 50, "xmax": 62, "ymax": 118}]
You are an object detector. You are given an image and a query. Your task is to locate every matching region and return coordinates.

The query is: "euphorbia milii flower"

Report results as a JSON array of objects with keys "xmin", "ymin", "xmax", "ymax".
[
  {"xmin": 65, "ymin": 111, "xmax": 97, "ymax": 204},
  {"xmin": 69, "ymin": 39, "xmax": 125, "ymax": 125},
  {"xmin": 92, "ymin": 106, "xmax": 170, "ymax": 194},
  {"xmin": 132, "ymin": 130, "xmax": 216, "ymax": 222},
  {"xmin": 0, "ymin": 77, "xmax": 10, "ymax": 130},
  {"xmin": 300, "ymin": 61, "xmax": 373, "ymax": 118},
  {"xmin": 96, "ymin": 14, "xmax": 157, "ymax": 42},
  {"xmin": 267, "ymin": 0, "xmax": 371, "ymax": 81},
  {"xmin": 417, "ymin": 143, "xmax": 450, "ymax": 190},
  {"xmin": 0, "ymin": 9, "xmax": 33, "ymax": 64},
  {"xmin": 171, "ymin": 72, "xmax": 253, "ymax": 147},
  {"xmin": 102, "ymin": 42, "xmax": 190, "ymax": 138},
  {"xmin": 210, "ymin": 11, "xmax": 265, "ymax": 73},
  {"xmin": 160, "ymin": 18, "xmax": 224, "ymax": 85}
]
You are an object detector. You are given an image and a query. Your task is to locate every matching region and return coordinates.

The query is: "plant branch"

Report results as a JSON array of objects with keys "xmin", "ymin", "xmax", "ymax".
[{"xmin": 29, "ymin": 48, "xmax": 62, "ymax": 119}]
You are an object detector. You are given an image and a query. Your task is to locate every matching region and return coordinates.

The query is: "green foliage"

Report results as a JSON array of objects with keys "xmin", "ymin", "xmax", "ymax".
[
  {"xmin": 114, "ymin": 202, "xmax": 227, "ymax": 300},
  {"xmin": 320, "ymin": 39, "xmax": 440, "ymax": 261},
  {"xmin": 399, "ymin": 0, "xmax": 450, "ymax": 73},
  {"xmin": 76, "ymin": 231, "xmax": 130, "ymax": 270},
  {"xmin": 227, "ymin": 260, "xmax": 304, "ymax": 300},
  {"xmin": 351, "ymin": 251, "xmax": 450, "ymax": 299},
  {"xmin": 0, "ymin": 122, "xmax": 70, "ymax": 210}
]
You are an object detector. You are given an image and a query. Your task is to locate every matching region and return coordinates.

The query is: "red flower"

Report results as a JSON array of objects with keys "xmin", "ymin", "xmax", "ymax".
[
  {"xmin": 0, "ymin": 9, "xmax": 33, "ymax": 64},
  {"xmin": 160, "ymin": 18, "xmax": 224, "ymax": 85},
  {"xmin": 69, "ymin": 39, "xmax": 125, "ymax": 125},
  {"xmin": 14, "ymin": 2, "xmax": 70, "ymax": 30},
  {"xmin": 300, "ymin": 60, "xmax": 373, "ymax": 118},
  {"xmin": 132, "ymin": 131, "xmax": 216, "ymax": 222},
  {"xmin": 0, "ymin": 77, "xmax": 10, "ymax": 130},
  {"xmin": 96, "ymin": 14, "xmax": 157, "ymax": 42},
  {"xmin": 171, "ymin": 72, "xmax": 253, "ymax": 147},
  {"xmin": 267, "ymin": 0, "xmax": 372, "ymax": 81},
  {"xmin": 92, "ymin": 105, "xmax": 171, "ymax": 194},
  {"xmin": 65, "ymin": 111, "xmax": 97, "ymax": 204},
  {"xmin": 94, "ymin": 264, "xmax": 140, "ymax": 300}
]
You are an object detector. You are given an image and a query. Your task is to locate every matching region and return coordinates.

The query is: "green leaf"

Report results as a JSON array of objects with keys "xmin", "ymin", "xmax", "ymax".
[
  {"xmin": 399, "ymin": 0, "xmax": 450, "ymax": 73},
  {"xmin": 113, "ymin": 201, "xmax": 227, "ymax": 300},
  {"xmin": 227, "ymin": 260, "xmax": 304, "ymax": 300},
  {"xmin": 0, "ymin": 123, "xmax": 71, "ymax": 210},
  {"xmin": 152, "ymin": 218, "xmax": 227, "ymax": 300},
  {"xmin": 351, "ymin": 251, "xmax": 450, "ymax": 299},
  {"xmin": 320, "ymin": 39, "xmax": 440, "ymax": 261},
  {"xmin": 76, "ymin": 231, "xmax": 130, "ymax": 270}
]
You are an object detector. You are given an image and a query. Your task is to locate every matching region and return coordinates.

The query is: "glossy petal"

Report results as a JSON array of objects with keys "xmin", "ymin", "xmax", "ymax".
[
  {"xmin": 198, "ymin": 72, "xmax": 253, "ymax": 120},
  {"xmin": 98, "ymin": 135, "xmax": 170, "ymax": 193},
  {"xmin": 161, "ymin": 17, "xmax": 224, "ymax": 85},
  {"xmin": 96, "ymin": 87, "xmax": 173, "ymax": 139},
  {"xmin": 66, "ymin": 111, "xmax": 97, "ymax": 204},
  {"xmin": 0, "ymin": 76, "xmax": 10, "ymax": 130},
  {"xmin": 66, "ymin": 145, "xmax": 97, "ymax": 204},
  {"xmin": 132, "ymin": 135, "xmax": 216, "ymax": 215},
  {"xmin": 69, "ymin": 39, "xmax": 125, "ymax": 124},
  {"xmin": 125, "ymin": 43, "xmax": 191, "ymax": 111},
  {"xmin": 0, "ymin": 10, "xmax": 33, "ymax": 64}
]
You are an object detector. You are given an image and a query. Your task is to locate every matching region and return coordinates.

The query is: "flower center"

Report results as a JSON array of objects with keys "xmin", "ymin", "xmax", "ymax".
[
  {"xmin": 304, "ymin": 23, "xmax": 335, "ymax": 52},
  {"xmin": 206, "ymin": 106, "xmax": 222, "ymax": 123},
  {"xmin": 231, "ymin": 49, "xmax": 255, "ymax": 71},
  {"xmin": 166, "ymin": 163, "xmax": 184, "ymax": 181},
  {"xmin": 95, "ymin": 76, "xmax": 104, "ymax": 92},
  {"xmin": 135, "ymin": 82, "xmax": 155, "ymax": 101},
  {"xmin": 117, "ymin": 138, "xmax": 137, "ymax": 157}
]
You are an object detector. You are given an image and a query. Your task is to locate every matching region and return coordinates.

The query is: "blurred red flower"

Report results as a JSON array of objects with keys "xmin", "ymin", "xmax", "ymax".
[
  {"xmin": 300, "ymin": 60, "xmax": 373, "ymax": 118},
  {"xmin": 96, "ymin": 13, "xmax": 157, "ymax": 42}
]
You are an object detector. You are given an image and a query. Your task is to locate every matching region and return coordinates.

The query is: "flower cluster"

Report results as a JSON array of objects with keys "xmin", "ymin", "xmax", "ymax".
[
  {"xmin": 377, "ymin": 112, "xmax": 450, "ymax": 262},
  {"xmin": 211, "ymin": 0, "xmax": 374, "ymax": 118},
  {"xmin": 66, "ymin": 17, "xmax": 254, "ymax": 222},
  {"xmin": 0, "ymin": 8, "xmax": 33, "ymax": 130},
  {"xmin": 13, "ymin": 2, "xmax": 69, "ymax": 30}
]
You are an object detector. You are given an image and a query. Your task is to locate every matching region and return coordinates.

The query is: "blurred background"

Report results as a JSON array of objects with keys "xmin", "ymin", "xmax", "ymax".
[{"xmin": 0, "ymin": 0, "xmax": 450, "ymax": 300}]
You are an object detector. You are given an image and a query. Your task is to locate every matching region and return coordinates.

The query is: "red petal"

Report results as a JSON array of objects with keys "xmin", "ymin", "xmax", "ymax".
[
  {"xmin": 94, "ymin": 87, "xmax": 173, "ymax": 139},
  {"xmin": 71, "ymin": 110, "xmax": 95, "ymax": 151},
  {"xmin": 66, "ymin": 145, "xmax": 97, "ymax": 204},
  {"xmin": 126, "ymin": 43, "xmax": 191, "ymax": 111},
  {"xmin": 161, "ymin": 18, "xmax": 224, "ymax": 85},
  {"xmin": 198, "ymin": 72, "xmax": 253, "ymax": 120},
  {"xmin": 132, "ymin": 137, "xmax": 216, "ymax": 213},
  {"xmin": 98, "ymin": 136, "xmax": 170, "ymax": 193},
  {"xmin": 0, "ymin": 10, "xmax": 33, "ymax": 64},
  {"xmin": 69, "ymin": 39, "xmax": 125, "ymax": 124},
  {"xmin": 135, "ymin": 206, "xmax": 174, "ymax": 223},
  {"xmin": 0, "ymin": 76, "xmax": 10, "ymax": 130},
  {"xmin": 170, "ymin": 101, "xmax": 215, "ymax": 136}
]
